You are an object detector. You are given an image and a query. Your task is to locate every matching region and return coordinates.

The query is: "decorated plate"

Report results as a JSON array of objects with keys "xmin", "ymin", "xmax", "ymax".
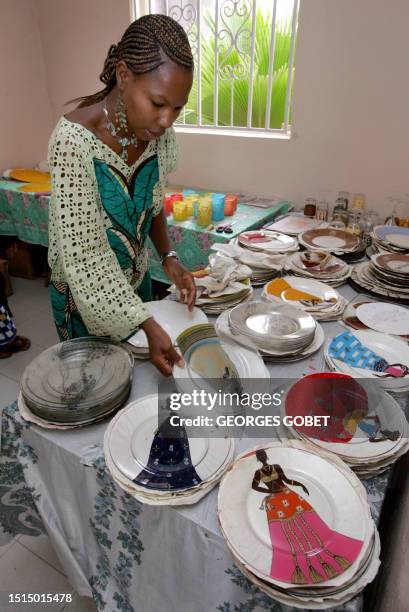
[
  {"xmin": 218, "ymin": 442, "xmax": 368, "ymax": 587},
  {"xmin": 300, "ymin": 229, "xmax": 359, "ymax": 252},
  {"xmin": 238, "ymin": 230, "xmax": 297, "ymax": 252},
  {"xmin": 108, "ymin": 395, "xmax": 231, "ymax": 491}
]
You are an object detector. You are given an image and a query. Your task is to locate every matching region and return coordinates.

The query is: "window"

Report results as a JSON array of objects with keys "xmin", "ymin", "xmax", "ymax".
[{"xmin": 132, "ymin": 0, "xmax": 299, "ymax": 136}]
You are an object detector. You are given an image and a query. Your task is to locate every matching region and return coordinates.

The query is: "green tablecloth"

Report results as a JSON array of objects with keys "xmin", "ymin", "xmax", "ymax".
[
  {"xmin": 0, "ymin": 180, "xmax": 290, "ymax": 282},
  {"xmin": 0, "ymin": 180, "xmax": 49, "ymax": 246},
  {"xmin": 148, "ymin": 201, "xmax": 291, "ymax": 283}
]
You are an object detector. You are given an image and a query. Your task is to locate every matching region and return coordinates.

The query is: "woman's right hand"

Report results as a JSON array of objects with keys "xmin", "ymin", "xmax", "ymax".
[{"xmin": 141, "ymin": 317, "xmax": 185, "ymax": 376}]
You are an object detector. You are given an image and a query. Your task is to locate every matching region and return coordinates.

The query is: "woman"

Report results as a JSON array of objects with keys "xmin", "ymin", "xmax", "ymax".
[
  {"xmin": 48, "ymin": 14, "xmax": 196, "ymax": 376},
  {"xmin": 252, "ymin": 449, "xmax": 363, "ymax": 585},
  {"xmin": 0, "ymin": 272, "xmax": 31, "ymax": 358}
]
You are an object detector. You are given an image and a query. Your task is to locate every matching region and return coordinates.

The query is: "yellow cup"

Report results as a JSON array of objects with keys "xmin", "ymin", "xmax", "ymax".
[
  {"xmin": 196, "ymin": 197, "xmax": 212, "ymax": 227},
  {"xmin": 184, "ymin": 196, "xmax": 196, "ymax": 217},
  {"xmin": 173, "ymin": 200, "xmax": 187, "ymax": 222}
]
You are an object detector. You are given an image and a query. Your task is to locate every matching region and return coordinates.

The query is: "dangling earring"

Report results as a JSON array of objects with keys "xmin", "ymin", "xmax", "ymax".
[
  {"xmin": 115, "ymin": 92, "xmax": 130, "ymax": 134},
  {"xmin": 102, "ymin": 91, "xmax": 138, "ymax": 163}
]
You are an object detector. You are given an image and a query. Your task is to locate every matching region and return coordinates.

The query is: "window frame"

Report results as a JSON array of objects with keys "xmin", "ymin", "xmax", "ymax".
[{"xmin": 130, "ymin": 0, "xmax": 299, "ymax": 139}]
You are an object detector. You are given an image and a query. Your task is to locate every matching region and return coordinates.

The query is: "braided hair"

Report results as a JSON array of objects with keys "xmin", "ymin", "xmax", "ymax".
[{"xmin": 76, "ymin": 14, "xmax": 193, "ymax": 107}]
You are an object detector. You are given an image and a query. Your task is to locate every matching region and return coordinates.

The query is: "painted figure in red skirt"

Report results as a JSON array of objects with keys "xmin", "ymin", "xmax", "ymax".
[{"xmin": 252, "ymin": 449, "xmax": 363, "ymax": 585}]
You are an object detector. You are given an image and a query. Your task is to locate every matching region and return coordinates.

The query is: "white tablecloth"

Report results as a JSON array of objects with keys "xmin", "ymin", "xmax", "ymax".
[{"xmin": 0, "ymin": 284, "xmax": 396, "ymax": 611}]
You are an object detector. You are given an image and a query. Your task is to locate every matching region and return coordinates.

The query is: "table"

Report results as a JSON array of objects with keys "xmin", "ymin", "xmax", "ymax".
[
  {"xmin": 0, "ymin": 180, "xmax": 49, "ymax": 247},
  {"xmin": 0, "ymin": 284, "xmax": 403, "ymax": 612},
  {"xmin": 147, "ymin": 201, "xmax": 291, "ymax": 283},
  {"xmin": 0, "ymin": 179, "xmax": 290, "ymax": 283}
]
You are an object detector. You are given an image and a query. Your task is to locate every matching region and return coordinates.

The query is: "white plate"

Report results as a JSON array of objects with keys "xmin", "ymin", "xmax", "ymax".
[
  {"xmin": 127, "ymin": 301, "xmax": 208, "ymax": 348},
  {"xmin": 238, "ymin": 230, "xmax": 298, "ymax": 252},
  {"xmin": 265, "ymin": 215, "xmax": 325, "ymax": 236},
  {"xmin": 263, "ymin": 276, "xmax": 339, "ymax": 310},
  {"xmin": 108, "ymin": 395, "xmax": 231, "ymax": 489},
  {"xmin": 218, "ymin": 441, "xmax": 371, "ymax": 589},
  {"xmin": 326, "ymin": 330, "xmax": 409, "ymax": 381},
  {"xmin": 355, "ymin": 302, "xmax": 409, "ymax": 335}
]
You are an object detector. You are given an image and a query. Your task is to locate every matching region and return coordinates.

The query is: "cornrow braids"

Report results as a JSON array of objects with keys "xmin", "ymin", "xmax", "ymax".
[{"xmin": 74, "ymin": 14, "xmax": 193, "ymax": 108}]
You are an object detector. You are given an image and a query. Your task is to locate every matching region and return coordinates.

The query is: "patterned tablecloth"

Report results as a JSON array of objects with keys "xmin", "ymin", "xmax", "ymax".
[
  {"xmin": 0, "ymin": 283, "xmax": 401, "ymax": 612},
  {"xmin": 147, "ymin": 201, "xmax": 291, "ymax": 283},
  {"xmin": 0, "ymin": 179, "xmax": 290, "ymax": 282},
  {"xmin": 0, "ymin": 180, "xmax": 49, "ymax": 246}
]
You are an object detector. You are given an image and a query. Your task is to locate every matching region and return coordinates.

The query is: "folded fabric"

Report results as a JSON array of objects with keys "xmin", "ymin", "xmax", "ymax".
[
  {"xmin": 210, "ymin": 243, "xmax": 285, "ymax": 269},
  {"xmin": 328, "ymin": 330, "xmax": 407, "ymax": 377}
]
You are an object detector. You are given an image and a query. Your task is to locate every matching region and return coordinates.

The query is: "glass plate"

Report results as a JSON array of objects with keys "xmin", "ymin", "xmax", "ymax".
[{"xmin": 21, "ymin": 338, "xmax": 133, "ymax": 410}]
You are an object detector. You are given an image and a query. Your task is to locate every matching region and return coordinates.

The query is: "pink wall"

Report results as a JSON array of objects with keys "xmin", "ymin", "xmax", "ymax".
[
  {"xmin": 35, "ymin": 0, "xmax": 130, "ymax": 124},
  {"xmin": 3, "ymin": 0, "xmax": 408, "ymax": 215},
  {"xmin": 0, "ymin": 0, "xmax": 53, "ymax": 170}
]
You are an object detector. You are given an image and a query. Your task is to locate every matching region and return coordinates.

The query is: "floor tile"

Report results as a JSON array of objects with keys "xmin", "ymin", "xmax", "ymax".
[
  {"xmin": 0, "ymin": 374, "xmax": 20, "ymax": 409},
  {"xmin": 0, "ymin": 538, "xmax": 15, "ymax": 559},
  {"xmin": 18, "ymin": 534, "xmax": 65, "ymax": 575},
  {"xmin": 12, "ymin": 311, "xmax": 58, "ymax": 351},
  {"xmin": 0, "ymin": 541, "xmax": 73, "ymax": 611},
  {"xmin": 62, "ymin": 595, "xmax": 97, "ymax": 611},
  {"xmin": 0, "ymin": 342, "xmax": 45, "ymax": 383}
]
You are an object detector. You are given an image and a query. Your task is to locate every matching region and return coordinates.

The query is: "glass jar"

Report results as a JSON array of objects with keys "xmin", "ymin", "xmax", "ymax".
[
  {"xmin": 315, "ymin": 200, "xmax": 329, "ymax": 221},
  {"xmin": 352, "ymin": 193, "xmax": 365, "ymax": 211},
  {"xmin": 395, "ymin": 198, "xmax": 409, "ymax": 227},
  {"xmin": 346, "ymin": 212, "xmax": 361, "ymax": 236},
  {"xmin": 304, "ymin": 198, "xmax": 317, "ymax": 218},
  {"xmin": 328, "ymin": 212, "xmax": 346, "ymax": 230},
  {"xmin": 336, "ymin": 191, "xmax": 350, "ymax": 210}
]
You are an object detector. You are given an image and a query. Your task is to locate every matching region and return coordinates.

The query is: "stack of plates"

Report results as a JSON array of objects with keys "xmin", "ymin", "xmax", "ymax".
[
  {"xmin": 104, "ymin": 395, "xmax": 234, "ymax": 506},
  {"xmin": 194, "ymin": 280, "xmax": 253, "ymax": 314},
  {"xmin": 20, "ymin": 338, "xmax": 133, "ymax": 427},
  {"xmin": 299, "ymin": 228, "xmax": 362, "ymax": 257},
  {"xmin": 324, "ymin": 329, "xmax": 409, "ymax": 395},
  {"xmin": 218, "ymin": 440, "xmax": 380, "ymax": 609},
  {"xmin": 173, "ymin": 323, "xmax": 270, "ymax": 385},
  {"xmin": 282, "ymin": 373, "xmax": 409, "ymax": 478},
  {"xmin": 285, "ymin": 251, "xmax": 352, "ymax": 286},
  {"xmin": 215, "ymin": 311, "xmax": 325, "ymax": 363},
  {"xmin": 372, "ymin": 225, "xmax": 409, "ymax": 254},
  {"xmin": 126, "ymin": 301, "xmax": 208, "ymax": 358},
  {"xmin": 348, "ymin": 301, "xmax": 409, "ymax": 337},
  {"xmin": 264, "ymin": 214, "xmax": 326, "ymax": 236},
  {"xmin": 238, "ymin": 230, "xmax": 298, "ymax": 254},
  {"xmin": 262, "ymin": 277, "xmax": 347, "ymax": 321},
  {"xmin": 210, "ymin": 246, "xmax": 284, "ymax": 287},
  {"xmin": 218, "ymin": 301, "xmax": 323, "ymax": 362},
  {"xmin": 350, "ymin": 254, "xmax": 409, "ymax": 303}
]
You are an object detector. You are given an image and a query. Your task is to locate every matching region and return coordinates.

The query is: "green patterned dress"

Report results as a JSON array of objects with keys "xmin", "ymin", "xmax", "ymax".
[{"xmin": 48, "ymin": 117, "xmax": 177, "ymax": 342}]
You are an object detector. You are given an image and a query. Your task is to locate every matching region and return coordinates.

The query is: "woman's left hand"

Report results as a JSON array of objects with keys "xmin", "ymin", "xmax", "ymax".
[{"xmin": 163, "ymin": 257, "xmax": 196, "ymax": 311}]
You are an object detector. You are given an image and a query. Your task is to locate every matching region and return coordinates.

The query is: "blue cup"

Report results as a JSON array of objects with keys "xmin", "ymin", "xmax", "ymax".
[{"xmin": 211, "ymin": 193, "xmax": 225, "ymax": 222}]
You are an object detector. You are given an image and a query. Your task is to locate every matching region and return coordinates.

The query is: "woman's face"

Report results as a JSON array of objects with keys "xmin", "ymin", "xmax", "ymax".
[{"xmin": 118, "ymin": 59, "xmax": 193, "ymax": 141}]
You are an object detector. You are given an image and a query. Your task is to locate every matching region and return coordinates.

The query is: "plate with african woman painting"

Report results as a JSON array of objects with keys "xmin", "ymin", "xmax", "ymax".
[
  {"xmin": 107, "ymin": 395, "xmax": 232, "ymax": 492},
  {"xmin": 218, "ymin": 440, "xmax": 372, "ymax": 590},
  {"xmin": 283, "ymin": 373, "xmax": 408, "ymax": 463}
]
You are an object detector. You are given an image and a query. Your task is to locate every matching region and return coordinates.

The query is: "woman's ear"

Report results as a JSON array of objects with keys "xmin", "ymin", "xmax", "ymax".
[{"xmin": 116, "ymin": 60, "xmax": 130, "ymax": 91}]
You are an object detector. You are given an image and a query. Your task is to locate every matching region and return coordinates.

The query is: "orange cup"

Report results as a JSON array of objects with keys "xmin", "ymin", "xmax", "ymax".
[{"xmin": 225, "ymin": 194, "xmax": 238, "ymax": 216}]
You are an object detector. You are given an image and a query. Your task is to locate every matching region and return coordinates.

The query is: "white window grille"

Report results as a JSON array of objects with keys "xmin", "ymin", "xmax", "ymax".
[{"xmin": 131, "ymin": 0, "xmax": 299, "ymax": 136}]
